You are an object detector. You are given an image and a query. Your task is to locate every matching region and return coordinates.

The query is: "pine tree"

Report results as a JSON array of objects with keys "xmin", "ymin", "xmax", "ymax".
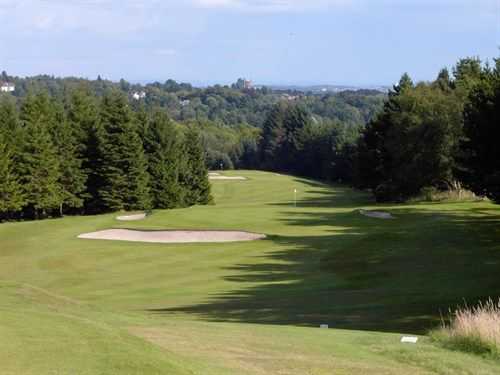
[
  {"xmin": 180, "ymin": 127, "xmax": 211, "ymax": 206},
  {"xmin": 98, "ymin": 91, "xmax": 151, "ymax": 211},
  {"xmin": 0, "ymin": 133, "xmax": 25, "ymax": 217},
  {"xmin": 143, "ymin": 110, "xmax": 183, "ymax": 208},
  {"xmin": 67, "ymin": 88, "xmax": 101, "ymax": 213},
  {"xmin": 124, "ymin": 129, "xmax": 151, "ymax": 211},
  {"xmin": 50, "ymin": 101, "xmax": 87, "ymax": 215},
  {"xmin": 461, "ymin": 66, "xmax": 500, "ymax": 203},
  {"xmin": 19, "ymin": 94, "xmax": 62, "ymax": 218},
  {"xmin": 0, "ymin": 96, "xmax": 19, "ymax": 137},
  {"xmin": 259, "ymin": 102, "xmax": 288, "ymax": 170}
]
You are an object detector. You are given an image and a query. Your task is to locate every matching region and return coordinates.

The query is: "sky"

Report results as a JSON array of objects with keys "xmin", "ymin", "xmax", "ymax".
[{"xmin": 0, "ymin": 0, "xmax": 499, "ymax": 86}]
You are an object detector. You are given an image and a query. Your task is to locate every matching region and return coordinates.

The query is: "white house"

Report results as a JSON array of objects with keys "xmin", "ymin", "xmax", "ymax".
[
  {"xmin": 0, "ymin": 82, "xmax": 15, "ymax": 92},
  {"xmin": 132, "ymin": 91, "xmax": 146, "ymax": 100}
]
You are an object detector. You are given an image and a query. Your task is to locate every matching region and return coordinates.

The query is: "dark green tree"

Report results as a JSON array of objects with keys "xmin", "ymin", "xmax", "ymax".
[
  {"xmin": 461, "ymin": 66, "xmax": 500, "ymax": 202},
  {"xmin": 180, "ymin": 128, "xmax": 211, "ymax": 206},
  {"xmin": 67, "ymin": 87, "xmax": 102, "ymax": 212},
  {"xmin": 143, "ymin": 110, "xmax": 183, "ymax": 208},
  {"xmin": 50, "ymin": 101, "xmax": 87, "ymax": 214},
  {"xmin": 259, "ymin": 102, "xmax": 288, "ymax": 170},
  {"xmin": 19, "ymin": 94, "xmax": 62, "ymax": 218},
  {"xmin": 98, "ymin": 91, "xmax": 151, "ymax": 211},
  {"xmin": 0, "ymin": 133, "xmax": 25, "ymax": 217}
]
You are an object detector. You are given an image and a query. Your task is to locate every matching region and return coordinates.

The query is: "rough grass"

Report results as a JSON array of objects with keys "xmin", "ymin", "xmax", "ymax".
[
  {"xmin": 409, "ymin": 187, "xmax": 482, "ymax": 203},
  {"xmin": 1, "ymin": 170, "xmax": 500, "ymax": 374},
  {"xmin": 432, "ymin": 299, "xmax": 500, "ymax": 357}
]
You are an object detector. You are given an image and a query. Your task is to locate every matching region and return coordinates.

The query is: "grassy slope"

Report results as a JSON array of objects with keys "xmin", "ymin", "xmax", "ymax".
[{"xmin": 1, "ymin": 170, "xmax": 499, "ymax": 374}]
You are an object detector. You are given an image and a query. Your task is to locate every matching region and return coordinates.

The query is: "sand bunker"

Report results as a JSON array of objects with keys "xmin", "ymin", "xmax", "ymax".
[
  {"xmin": 359, "ymin": 209, "xmax": 395, "ymax": 219},
  {"xmin": 78, "ymin": 229, "xmax": 266, "ymax": 243},
  {"xmin": 208, "ymin": 172, "xmax": 221, "ymax": 176},
  {"xmin": 209, "ymin": 176, "xmax": 247, "ymax": 180},
  {"xmin": 116, "ymin": 213, "xmax": 146, "ymax": 221}
]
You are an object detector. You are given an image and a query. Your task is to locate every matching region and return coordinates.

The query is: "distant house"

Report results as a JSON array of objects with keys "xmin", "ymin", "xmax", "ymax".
[
  {"xmin": 179, "ymin": 99, "xmax": 191, "ymax": 107},
  {"xmin": 0, "ymin": 82, "xmax": 15, "ymax": 92},
  {"xmin": 281, "ymin": 93, "xmax": 300, "ymax": 101},
  {"xmin": 132, "ymin": 91, "xmax": 146, "ymax": 100},
  {"xmin": 243, "ymin": 79, "xmax": 253, "ymax": 90}
]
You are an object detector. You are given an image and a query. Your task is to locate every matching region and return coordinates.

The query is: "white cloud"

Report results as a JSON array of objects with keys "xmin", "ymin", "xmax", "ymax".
[
  {"xmin": 154, "ymin": 48, "xmax": 178, "ymax": 56},
  {"xmin": 191, "ymin": 0, "xmax": 353, "ymax": 12}
]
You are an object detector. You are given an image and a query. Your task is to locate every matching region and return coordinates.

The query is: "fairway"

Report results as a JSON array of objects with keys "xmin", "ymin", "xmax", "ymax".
[{"xmin": 1, "ymin": 171, "xmax": 500, "ymax": 374}]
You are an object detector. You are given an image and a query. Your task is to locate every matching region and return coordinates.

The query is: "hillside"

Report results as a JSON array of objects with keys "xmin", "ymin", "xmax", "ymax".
[{"xmin": 1, "ymin": 171, "xmax": 500, "ymax": 374}]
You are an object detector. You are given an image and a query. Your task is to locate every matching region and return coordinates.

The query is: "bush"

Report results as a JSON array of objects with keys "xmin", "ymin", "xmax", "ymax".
[
  {"xmin": 410, "ymin": 186, "xmax": 481, "ymax": 203},
  {"xmin": 431, "ymin": 299, "xmax": 500, "ymax": 357},
  {"xmin": 373, "ymin": 183, "xmax": 403, "ymax": 202}
]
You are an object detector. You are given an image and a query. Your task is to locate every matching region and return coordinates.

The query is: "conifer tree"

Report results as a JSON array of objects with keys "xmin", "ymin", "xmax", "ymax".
[
  {"xmin": 180, "ymin": 128, "xmax": 211, "ymax": 206},
  {"xmin": 19, "ymin": 94, "xmax": 62, "ymax": 218},
  {"xmin": 98, "ymin": 91, "xmax": 151, "ymax": 211},
  {"xmin": 0, "ymin": 96, "xmax": 24, "ymax": 168},
  {"xmin": 124, "ymin": 129, "xmax": 151, "ymax": 211},
  {"xmin": 0, "ymin": 96, "xmax": 20, "ymax": 137},
  {"xmin": 0, "ymin": 133, "xmax": 25, "ymax": 217},
  {"xmin": 50, "ymin": 101, "xmax": 87, "ymax": 214},
  {"xmin": 143, "ymin": 110, "xmax": 183, "ymax": 208},
  {"xmin": 461, "ymin": 66, "xmax": 500, "ymax": 203},
  {"xmin": 67, "ymin": 88, "xmax": 102, "ymax": 212},
  {"xmin": 259, "ymin": 102, "xmax": 287, "ymax": 170}
]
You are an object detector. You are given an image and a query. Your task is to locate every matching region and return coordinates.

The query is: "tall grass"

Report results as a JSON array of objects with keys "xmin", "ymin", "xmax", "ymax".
[
  {"xmin": 432, "ymin": 299, "xmax": 500, "ymax": 357},
  {"xmin": 410, "ymin": 187, "xmax": 482, "ymax": 203}
]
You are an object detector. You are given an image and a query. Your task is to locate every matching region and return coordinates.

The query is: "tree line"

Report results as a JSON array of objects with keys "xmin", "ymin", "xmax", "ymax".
[
  {"xmin": 1, "ymin": 71, "xmax": 384, "ymax": 129},
  {"xmin": 2, "ymin": 54, "xmax": 497, "ymax": 220},
  {"xmin": 257, "ymin": 56, "xmax": 499, "ymax": 203},
  {"xmin": 357, "ymin": 57, "xmax": 499, "ymax": 203},
  {"xmin": 0, "ymin": 89, "xmax": 211, "ymax": 220}
]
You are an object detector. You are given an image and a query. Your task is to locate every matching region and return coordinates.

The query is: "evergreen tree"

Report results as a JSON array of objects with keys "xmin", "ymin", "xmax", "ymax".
[
  {"xmin": 98, "ymin": 91, "xmax": 151, "ymax": 211},
  {"xmin": 0, "ymin": 96, "xmax": 23, "ymax": 172},
  {"xmin": 259, "ymin": 102, "xmax": 310, "ymax": 172},
  {"xmin": 67, "ymin": 88, "xmax": 102, "ymax": 212},
  {"xmin": 180, "ymin": 128, "xmax": 211, "ymax": 206},
  {"xmin": 259, "ymin": 102, "xmax": 287, "ymax": 170},
  {"xmin": 0, "ymin": 133, "xmax": 25, "ymax": 217},
  {"xmin": 50, "ymin": 101, "xmax": 87, "ymax": 214},
  {"xmin": 0, "ymin": 96, "xmax": 20, "ymax": 137},
  {"xmin": 143, "ymin": 110, "xmax": 183, "ymax": 208},
  {"xmin": 19, "ymin": 94, "xmax": 62, "ymax": 218},
  {"xmin": 279, "ymin": 105, "xmax": 309, "ymax": 170},
  {"xmin": 435, "ymin": 68, "xmax": 453, "ymax": 92},
  {"xmin": 461, "ymin": 66, "xmax": 500, "ymax": 203}
]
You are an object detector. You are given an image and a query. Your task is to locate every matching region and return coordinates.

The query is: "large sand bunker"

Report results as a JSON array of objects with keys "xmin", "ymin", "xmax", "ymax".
[
  {"xmin": 78, "ymin": 229, "xmax": 266, "ymax": 243},
  {"xmin": 116, "ymin": 213, "xmax": 146, "ymax": 221},
  {"xmin": 209, "ymin": 176, "xmax": 247, "ymax": 180},
  {"xmin": 359, "ymin": 209, "xmax": 395, "ymax": 219}
]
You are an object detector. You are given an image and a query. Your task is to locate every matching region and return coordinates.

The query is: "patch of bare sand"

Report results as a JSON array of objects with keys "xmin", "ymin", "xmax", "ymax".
[
  {"xmin": 116, "ymin": 213, "xmax": 146, "ymax": 221},
  {"xmin": 359, "ymin": 209, "xmax": 395, "ymax": 219},
  {"xmin": 209, "ymin": 176, "xmax": 247, "ymax": 180},
  {"xmin": 78, "ymin": 229, "xmax": 266, "ymax": 243}
]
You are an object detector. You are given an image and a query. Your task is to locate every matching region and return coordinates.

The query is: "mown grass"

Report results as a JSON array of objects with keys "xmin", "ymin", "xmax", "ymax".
[{"xmin": 1, "ymin": 170, "xmax": 500, "ymax": 374}]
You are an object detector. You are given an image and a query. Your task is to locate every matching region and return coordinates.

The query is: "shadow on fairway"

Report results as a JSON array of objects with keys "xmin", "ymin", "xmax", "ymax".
[{"xmin": 148, "ymin": 190, "xmax": 500, "ymax": 334}]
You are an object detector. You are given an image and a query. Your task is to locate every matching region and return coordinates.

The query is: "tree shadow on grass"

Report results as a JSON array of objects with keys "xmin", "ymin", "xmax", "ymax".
[
  {"xmin": 278, "ymin": 178, "xmax": 374, "ymax": 209},
  {"xmin": 148, "ymin": 194, "xmax": 500, "ymax": 334}
]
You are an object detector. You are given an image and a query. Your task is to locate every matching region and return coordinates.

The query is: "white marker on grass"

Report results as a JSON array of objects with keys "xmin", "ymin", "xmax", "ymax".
[
  {"xmin": 294, "ymin": 188, "xmax": 297, "ymax": 207},
  {"xmin": 401, "ymin": 336, "xmax": 418, "ymax": 344}
]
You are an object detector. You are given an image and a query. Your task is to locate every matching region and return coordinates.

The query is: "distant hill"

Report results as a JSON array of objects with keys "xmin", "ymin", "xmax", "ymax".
[{"xmin": 0, "ymin": 72, "xmax": 386, "ymax": 128}]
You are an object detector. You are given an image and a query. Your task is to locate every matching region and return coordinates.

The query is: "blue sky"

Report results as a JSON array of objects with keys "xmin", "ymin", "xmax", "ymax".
[{"xmin": 0, "ymin": 0, "xmax": 498, "ymax": 86}]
